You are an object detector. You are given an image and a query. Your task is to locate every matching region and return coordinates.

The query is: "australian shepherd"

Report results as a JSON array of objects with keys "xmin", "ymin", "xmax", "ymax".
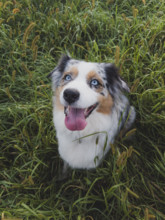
[{"xmin": 49, "ymin": 55, "xmax": 135, "ymax": 170}]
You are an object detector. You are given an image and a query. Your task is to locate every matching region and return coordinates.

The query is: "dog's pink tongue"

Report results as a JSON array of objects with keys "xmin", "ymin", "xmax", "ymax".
[{"xmin": 65, "ymin": 107, "xmax": 87, "ymax": 131}]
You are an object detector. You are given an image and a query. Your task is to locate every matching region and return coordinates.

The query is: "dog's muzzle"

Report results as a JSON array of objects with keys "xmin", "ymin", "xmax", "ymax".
[{"xmin": 62, "ymin": 89, "xmax": 98, "ymax": 131}]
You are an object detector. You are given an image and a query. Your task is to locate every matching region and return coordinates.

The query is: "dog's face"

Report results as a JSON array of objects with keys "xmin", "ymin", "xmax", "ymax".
[{"xmin": 50, "ymin": 55, "xmax": 129, "ymax": 131}]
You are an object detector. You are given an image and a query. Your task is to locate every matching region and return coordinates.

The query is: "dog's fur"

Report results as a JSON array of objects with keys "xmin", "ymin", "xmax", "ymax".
[{"xmin": 49, "ymin": 55, "xmax": 135, "ymax": 170}]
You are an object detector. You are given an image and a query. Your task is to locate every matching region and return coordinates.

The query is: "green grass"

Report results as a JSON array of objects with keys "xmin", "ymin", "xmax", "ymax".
[{"xmin": 0, "ymin": 0, "xmax": 165, "ymax": 219}]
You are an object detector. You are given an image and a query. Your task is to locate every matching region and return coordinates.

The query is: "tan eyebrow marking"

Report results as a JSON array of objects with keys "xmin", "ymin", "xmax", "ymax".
[
  {"xmin": 86, "ymin": 70, "xmax": 104, "ymax": 93},
  {"xmin": 63, "ymin": 66, "xmax": 78, "ymax": 78},
  {"xmin": 61, "ymin": 66, "xmax": 78, "ymax": 85}
]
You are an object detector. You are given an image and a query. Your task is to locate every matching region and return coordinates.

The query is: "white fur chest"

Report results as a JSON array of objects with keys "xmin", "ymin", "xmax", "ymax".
[{"xmin": 53, "ymin": 103, "xmax": 118, "ymax": 169}]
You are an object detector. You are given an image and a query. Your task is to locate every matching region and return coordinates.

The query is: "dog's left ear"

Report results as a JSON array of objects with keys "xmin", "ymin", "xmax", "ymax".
[{"xmin": 104, "ymin": 64, "xmax": 130, "ymax": 95}]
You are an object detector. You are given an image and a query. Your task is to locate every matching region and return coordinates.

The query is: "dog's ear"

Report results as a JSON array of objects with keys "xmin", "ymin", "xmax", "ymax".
[
  {"xmin": 47, "ymin": 54, "xmax": 71, "ymax": 78},
  {"xmin": 48, "ymin": 55, "xmax": 71, "ymax": 90},
  {"xmin": 104, "ymin": 64, "xmax": 130, "ymax": 95}
]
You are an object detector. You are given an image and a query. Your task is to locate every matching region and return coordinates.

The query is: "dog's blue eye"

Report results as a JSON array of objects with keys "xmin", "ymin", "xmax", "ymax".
[
  {"xmin": 90, "ymin": 79, "xmax": 99, "ymax": 87},
  {"xmin": 64, "ymin": 75, "xmax": 72, "ymax": 81}
]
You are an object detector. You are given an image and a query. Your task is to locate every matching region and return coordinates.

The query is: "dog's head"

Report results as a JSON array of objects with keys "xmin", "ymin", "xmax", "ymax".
[{"xmin": 49, "ymin": 55, "xmax": 130, "ymax": 131}]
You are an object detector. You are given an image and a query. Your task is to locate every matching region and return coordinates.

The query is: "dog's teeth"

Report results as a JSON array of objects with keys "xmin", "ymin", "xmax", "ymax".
[
  {"xmin": 64, "ymin": 106, "xmax": 69, "ymax": 115},
  {"xmin": 84, "ymin": 108, "xmax": 88, "ymax": 116}
]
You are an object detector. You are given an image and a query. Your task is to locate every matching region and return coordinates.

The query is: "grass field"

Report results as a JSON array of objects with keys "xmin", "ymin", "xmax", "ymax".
[{"xmin": 0, "ymin": 0, "xmax": 165, "ymax": 219}]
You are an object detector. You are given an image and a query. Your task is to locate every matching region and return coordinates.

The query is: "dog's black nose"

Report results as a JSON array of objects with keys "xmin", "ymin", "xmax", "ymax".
[{"xmin": 63, "ymin": 89, "xmax": 80, "ymax": 104}]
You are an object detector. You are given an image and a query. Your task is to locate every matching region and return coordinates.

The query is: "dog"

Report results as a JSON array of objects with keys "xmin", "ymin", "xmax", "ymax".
[{"xmin": 49, "ymin": 55, "xmax": 135, "ymax": 170}]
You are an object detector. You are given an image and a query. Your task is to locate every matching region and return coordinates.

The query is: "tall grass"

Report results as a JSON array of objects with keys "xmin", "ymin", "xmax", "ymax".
[{"xmin": 0, "ymin": 0, "xmax": 165, "ymax": 219}]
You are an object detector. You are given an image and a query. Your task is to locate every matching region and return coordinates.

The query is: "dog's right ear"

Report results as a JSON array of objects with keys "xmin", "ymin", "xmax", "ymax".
[
  {"xmin": 48, "ymin": 55, "xmax": 71, "ymax": 90},
  {"xmin": 47, "ymin": 54, "xmax": 71, "ymax": 79}
]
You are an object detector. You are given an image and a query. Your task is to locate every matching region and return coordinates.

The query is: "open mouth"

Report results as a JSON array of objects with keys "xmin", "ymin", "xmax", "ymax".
[{"xmin": 64, "ymin": 103, "xmax": 98, "ymax": 131}]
